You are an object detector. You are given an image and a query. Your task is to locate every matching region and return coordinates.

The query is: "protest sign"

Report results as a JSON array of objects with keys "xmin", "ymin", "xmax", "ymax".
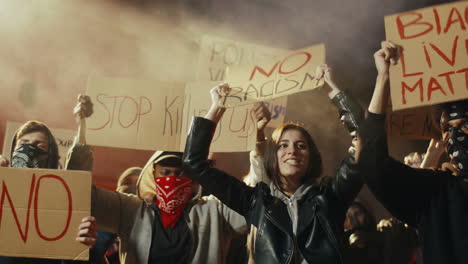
[
  {"xmin": 385, "ymin": 2, "xmax": 468, "ymax": 110},
  {"xmin": 223, "ymin": 44, "xmax": 326, "ymax": 107},
  {"xmin": 0, "ymin": 167, "xmax": 91, "ymax": 260},
  {"xmin": 180, "ymin": 81, "xmax": 257, "ymax": 152},
  {"xmin": 196, "ymin": 35, "xmax": 287, "ymax": 82},
  {"xmin": 263, "ymin": 96, "xmax": 287, "ymax": 128},
  {"xmin": 87, "ymin": 77, "xmax": 286, "ymax": 152},
  {"xmin": 386, "ymin": 105, "xmax": 440, "ymax": 139},
  {"xmin": 2, "ymin": 121, "xmax": 76, "ymax": 169},
  {"xmin": 86, "ymin": 76, "xmax": 185, "ymax": 151}
]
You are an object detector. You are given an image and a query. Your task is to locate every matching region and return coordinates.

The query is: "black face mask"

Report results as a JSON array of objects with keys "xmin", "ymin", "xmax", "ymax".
[
  {"xmin": 443, "ymin": 100, "xmax": 468, "ymax": 178},
  {"xmin": 11, "ymin": 144, "xmax": 49, "ymax": 168},
  {"xmin": 446, "ymin": 127, "xmax": 468, "ymax": 177}
]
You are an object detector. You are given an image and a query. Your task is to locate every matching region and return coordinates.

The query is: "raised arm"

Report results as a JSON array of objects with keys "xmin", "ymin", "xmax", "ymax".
[
  {"xmin": 316, "ymin": 64, "xmax": 364, "ymax": 135},
  {"xmin": 183, "ymin": 83, "xmax": 256, "ymax": 216},
  {"xmin": 244, "ymin": 102, "xmax": 271, "ymax": 186},
  {"xmin": 356, "ymin": 41, "xmax": 444, "ymax": 226},
  {"xmin": 65, "ymin": 94, "xmax": 94, "ymax": 171},
  {"xmin": 313, "ymin": 64, "xmax": 364, "ymax": 207}
]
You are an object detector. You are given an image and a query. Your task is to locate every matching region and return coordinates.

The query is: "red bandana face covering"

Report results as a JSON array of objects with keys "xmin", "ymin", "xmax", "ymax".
[{"xmin": 154, "ymin": 176, "xmax": 193, "ymax": 228}]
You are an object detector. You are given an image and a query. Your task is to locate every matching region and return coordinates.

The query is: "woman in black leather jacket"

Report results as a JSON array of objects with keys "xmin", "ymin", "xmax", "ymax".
[{"xmin": 183, "ymin": 67, "xmax": 364, "ymax": 264}]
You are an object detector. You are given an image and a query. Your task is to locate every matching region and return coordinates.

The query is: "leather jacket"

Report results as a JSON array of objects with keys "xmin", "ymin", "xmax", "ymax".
[
  {"xmin": 331, "ymin": 91, "xmax": 364, "ymax": 134},
  {"xmin": 183, "ymin": 117, "xmax": 363, "ymax": 264}
]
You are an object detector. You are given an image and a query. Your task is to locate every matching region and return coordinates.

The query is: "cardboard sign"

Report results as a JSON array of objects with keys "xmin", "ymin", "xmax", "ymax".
[
  {"xmin": 263, "ymin": 96, "xmax": 287, "ymax": 128},
  {"xmin": 86, "ymin": 76, "xmax": 185, "ymax": 151},
  {"xmin": 2, "ymin": 121, "xmax": 76, "ymax": 169},
  {"xmin": 385, "ymin": 2, "xmax": 468, "ymax": 110},
  {"xmin": 86, "ymin": 77, "xmax": 286, "ymax": 152},
  {"xmin": 386, "ymin": 105, "xmax": 440, "ymax": 139},
  {"xmin": 0, "ymin": 167, "xmax": 91, "ymax": 260},
  {"xmin": 196, "ymin": 35, "xmax": 287, "ymax": 82},
  {"xmin": 180, "ymin": 81, "xmax": 257, "ymax": 152},
  {"xmin": 222, "ymin": 44, "xmax": 326, "ymax": 107}
]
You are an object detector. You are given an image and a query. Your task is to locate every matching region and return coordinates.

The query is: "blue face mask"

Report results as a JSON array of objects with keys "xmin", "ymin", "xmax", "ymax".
[{"xmin": 11, "ymin": 144, "xmax": 49, "ymax": 168}]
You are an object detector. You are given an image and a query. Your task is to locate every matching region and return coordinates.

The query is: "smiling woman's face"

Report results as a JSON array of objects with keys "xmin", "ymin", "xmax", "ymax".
[{"xmin": 276, "ymin": 129, "xmax": 310, "ymax": 181}]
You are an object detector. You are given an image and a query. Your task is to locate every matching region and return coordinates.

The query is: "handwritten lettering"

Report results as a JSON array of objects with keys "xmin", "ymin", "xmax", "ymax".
[
  {"xmin": 0, "ymin": 174, "xmax": 72, "ymax": 243},
  {"xmin": 396, "ymin": 6, "xmax": 468, "ymax": 39},
  {"xmin": 89, "ymin": 94, "xmax": 152, "ymax": 132}
]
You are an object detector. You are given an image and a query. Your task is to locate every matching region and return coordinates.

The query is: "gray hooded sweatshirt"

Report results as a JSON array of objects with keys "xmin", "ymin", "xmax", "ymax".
[{"xmin": 92, "ymin": 151, "xmax": 247, "ymax": 264}]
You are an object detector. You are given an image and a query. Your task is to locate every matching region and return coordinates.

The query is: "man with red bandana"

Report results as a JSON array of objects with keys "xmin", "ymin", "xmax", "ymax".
[
  {"xmin": 77, "ymin": 94, "xmax": 279, "ymax": 263},
  {"xmin": 90, "ymin": 150, "xmax": 248, "ymax": 264}
]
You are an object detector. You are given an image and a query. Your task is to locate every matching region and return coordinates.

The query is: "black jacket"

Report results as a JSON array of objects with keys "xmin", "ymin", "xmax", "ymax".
[
  {"xmin": 358, "ymin": 112, "xmax": 468, "ymax": 264},
  {"xmin": 183, "ymin": 117, "xmax": 363, "ymax": 264}
]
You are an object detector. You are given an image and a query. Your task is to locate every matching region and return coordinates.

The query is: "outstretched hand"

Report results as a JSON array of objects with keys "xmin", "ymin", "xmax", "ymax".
[
  {"xmin": 73, "ymin": 94, "xmax": 94, "ymax": 124},
  {"xmin": 76, "ymin": 216, "xmax": 97, "ymax": 248},
  {"xmin": 374, "ymin": 41, "xmax": 400, "ymax": 75}
]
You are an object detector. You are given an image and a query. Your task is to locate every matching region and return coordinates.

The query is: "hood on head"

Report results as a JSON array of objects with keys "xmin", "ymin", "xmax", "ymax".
[
  {"xmin": 116, "ymin": 166, "xmax": 142, "ymax": 194},
  {"xmin": 137, "ymin": 151, "xmax": 186, "ymax": 201},
  {"xmin": 137, "ymin": 151, "xmax": 202, "ymax": 202},
  {"xmin": 10, "ymin": 121, "xmax": 59, "ymax": 169}
]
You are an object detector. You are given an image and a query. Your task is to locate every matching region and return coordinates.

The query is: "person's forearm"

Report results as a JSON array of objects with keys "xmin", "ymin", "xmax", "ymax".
[
  {"xmin": 326, "ymin": 81, "xmax": 341, "ymax": 99},
  {"xmin": 256, "ymin": 129, "xmax": 266, "ymax": 142},
  {"xmin": 368, "ymin": 73, "xmax": 389, "ymax": 114},
  {"xmin": 204, "ymin": 105, "xmax": 226, "ymax": 123},
  {"xmin": 76, "ymin": 119, "xmax": 86, "ymax": 145}
]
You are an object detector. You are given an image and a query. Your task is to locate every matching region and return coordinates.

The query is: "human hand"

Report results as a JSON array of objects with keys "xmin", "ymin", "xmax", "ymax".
[
  {"xmin": 441, "ymin": 162, "xmax": 460, "ymax": 176},
  {"xmin": 348, "ymin": 231, "xmax": 367, "ymax": 248},
  {"xmin": 314, "ymin": 64, "xmax": 338, "ymax": 89},
  {"xmin": 73, "ymin": 94, "xmax": 93, "ymax": 124},
  {"xmin": 374, "ymin": 41, "xmax": 400, "ymax": 75},
  {"xmin": 75, "ymin": 216, "xmax": 97, "ymax": 248},
  {"xmin": 377, "ymin": 218, "xmax": 393, "ymax": 232},
  {"xmin": 205, "ymin": 83, "xmax": 230, "ymax": 123},
  {"xmin": 253, "ymin": 102, "xmax": 271, "ymax": 132},
  {"xmin": 0, "ymin": 155, "xmax": 9, "ymax": 167},
  {"xmin": 209, "ymin": 83, "xmax": 230, "ymax": 109}
]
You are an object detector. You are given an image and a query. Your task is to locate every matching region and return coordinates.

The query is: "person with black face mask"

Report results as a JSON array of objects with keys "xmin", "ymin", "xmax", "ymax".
[
  {"xmin": 357, "ymin": 40, "xmax": 468, "ymax": 264},
  {"xmin": 0, "ymin": 98, "xmax": 96, "ymax": 264},
  {"xmin": 440, "ymin": 101, "xmax": 468, "ymax": 177}
]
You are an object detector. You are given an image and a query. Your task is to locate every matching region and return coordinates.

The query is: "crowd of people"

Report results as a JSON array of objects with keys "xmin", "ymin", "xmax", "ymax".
[{"xmin": 0, "ymin": 40, "xmax": 466, "ymax": 264}]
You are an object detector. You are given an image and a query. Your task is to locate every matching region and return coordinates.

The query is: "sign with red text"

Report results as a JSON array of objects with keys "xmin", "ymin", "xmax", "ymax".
[
  {"xmin": 385, "ymin": 2, "xmax": 468, "ymax": 110},
  {"xmin": 386, "ymin": 105, "xmax": 440, "ymax": 139},
  {"xmin": 86, "ymin": 77, "xmax": 283, "ymax": 152},
  {"xmin": 180, "ymin": 81, "xmax": 257, "ymax": 152},
  {"xmin": 222, "ymin": 44, "xmax": 325, "ymax": 107},
  {"xmin": 86, "ymin": 76, "xmax": 185, "ymax": 151},
  {"xmin": 0, "ymin": 167, "xmax": 91, "ymax": 260},
  {"xmin": 2, "ymin": 121, "xmax": 76, "ymax": 169},
  {"xmin": 196, "ymin": 35, "xmax": 287, "ymax": 82}
]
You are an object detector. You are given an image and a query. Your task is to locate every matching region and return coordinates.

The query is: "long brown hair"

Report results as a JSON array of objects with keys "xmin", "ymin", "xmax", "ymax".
[{"xmin": 264, "ymin": 122, "xmax": 323, "ymax": 190}]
